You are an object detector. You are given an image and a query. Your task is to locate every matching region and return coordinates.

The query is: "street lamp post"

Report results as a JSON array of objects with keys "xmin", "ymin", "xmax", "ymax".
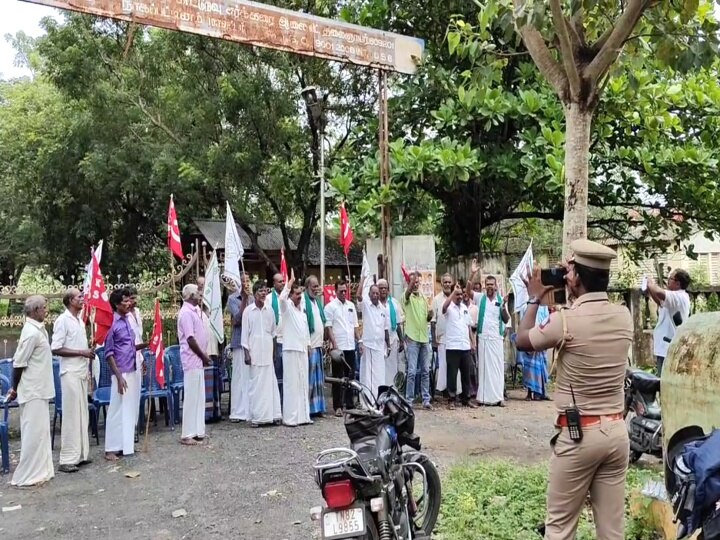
[{"xmin": 302, "ymin": 86, "xmax": 327, "ymax": 286}]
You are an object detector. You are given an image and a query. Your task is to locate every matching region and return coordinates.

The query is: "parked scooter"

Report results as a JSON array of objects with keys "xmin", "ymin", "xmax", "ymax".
[{"xmin": 623, "ymin": 367, "xmax": 663, "ymax": 463}]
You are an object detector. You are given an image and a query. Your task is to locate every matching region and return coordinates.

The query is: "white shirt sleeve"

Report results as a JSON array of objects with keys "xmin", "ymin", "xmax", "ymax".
[
  {"xmin": 324, "ymin": 302, "xmax": 335, "ymax": 327},
  {"xmin": 51, "ymin": 315, "xmax": 68, "ymax": 351},
  {"xmin": 663, "ymin": 289, "xmax": 682, "ymax": 312}
]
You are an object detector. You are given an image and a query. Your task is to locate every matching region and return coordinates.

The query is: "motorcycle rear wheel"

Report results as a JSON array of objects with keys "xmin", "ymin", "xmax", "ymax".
[{"xmin": 407, "ymin": 455, "xmax": 442, "ymax": 536}]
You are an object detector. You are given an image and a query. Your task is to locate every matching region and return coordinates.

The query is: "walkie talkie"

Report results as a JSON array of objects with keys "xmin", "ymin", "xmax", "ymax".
[{"xmin": 564, "ymin": 385, "xmax": 583, "ymax": 442}]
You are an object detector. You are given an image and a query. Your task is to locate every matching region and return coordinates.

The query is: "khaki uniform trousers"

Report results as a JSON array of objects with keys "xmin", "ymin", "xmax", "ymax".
[{"xmin": 545, "ymin": 418, "xmax": 629, "ymax": 540}]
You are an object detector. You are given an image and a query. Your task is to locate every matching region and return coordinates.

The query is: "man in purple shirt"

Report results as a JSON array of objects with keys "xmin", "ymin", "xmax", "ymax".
[
  {"xmin": 104, "ymin": 288, "xmax": 146, "ymax": 461},
  {"xmin": 177, "ymin": 284, "xmax": 210, "ymax": 445}
]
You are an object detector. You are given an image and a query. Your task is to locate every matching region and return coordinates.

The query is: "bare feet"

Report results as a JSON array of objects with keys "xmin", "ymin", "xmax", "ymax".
[
  {"xmin": 104, "ymin": 452, "xmax": 120, "ymax": 461},
  {"xmin": 180, "ymin": 438, "xmax": 200, "ymax": 446}
]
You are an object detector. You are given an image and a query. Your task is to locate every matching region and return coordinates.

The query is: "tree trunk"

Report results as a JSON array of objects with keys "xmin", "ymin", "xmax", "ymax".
[{"xmin": 562, "ymin": 102, "xmax": 593, "ymax": 259}]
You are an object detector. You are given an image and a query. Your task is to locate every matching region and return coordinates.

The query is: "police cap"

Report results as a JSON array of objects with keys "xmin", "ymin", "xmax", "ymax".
[{"xmin": 569, "ymin": 239, "xmax": 617, "ymax": 270}]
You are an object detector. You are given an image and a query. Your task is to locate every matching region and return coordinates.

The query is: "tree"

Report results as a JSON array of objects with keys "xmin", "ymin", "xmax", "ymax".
[
  {"xmin": 334, "ymin": 0, "xmax": 720, "ymax": 261},
  {"xmin": 482, "ymin": 0, "xmax": 720, "ymax": 255},
  {"xmin": 0, "ymin": 4, "xmax": 374, "ymax": 279}
]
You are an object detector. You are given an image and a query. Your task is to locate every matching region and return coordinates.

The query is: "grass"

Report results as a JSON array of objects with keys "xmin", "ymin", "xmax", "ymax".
[{"xmin": 435, "ymin": 460, "xmax": 661, "ymax": 540}]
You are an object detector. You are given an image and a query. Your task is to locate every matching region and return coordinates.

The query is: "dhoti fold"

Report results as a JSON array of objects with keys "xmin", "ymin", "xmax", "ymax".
[
  {"xmin": 105, "ymin": 370, "xmax": 140, "ymax": 456},
  {"xmin": 282, "ymin": 350, "xmax": 311, "ymax": 426},
  {"xmin": 385, "ymin": 341, "xmax": 400, "ymax": 387},
  {"xmin": 230, "ymin": 348, "xmax": 251, "ymax": 421},
  {"xmin": 308, "ymin": 348, "xmax": 326, "ymax": 415},
  {"xmin": 182, "ymin": 368, "xmax": 206, "ymax": 439},
  {"xmin": 360, "ymin": 347, "xmax": 385, "ymax": 399},
  {"xmin": 11, "ymin": 398, "xmax": 54, "ymax": 486},
  {"xmin": 60, "ymin": 372, "xmax": 90, "ymax": 466},
  {"xmin": 248, "ymin": 364, "xmax": 282, "ymax": 425},
  {"xmin": 476, "ymin": 337, "xmax": 504, "ymax": 404}
]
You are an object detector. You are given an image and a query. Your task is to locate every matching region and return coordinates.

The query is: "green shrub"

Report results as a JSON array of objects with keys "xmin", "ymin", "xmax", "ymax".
[{"xmin": 435, "ymin": 460, "xmax": 660, "ymax": 540}]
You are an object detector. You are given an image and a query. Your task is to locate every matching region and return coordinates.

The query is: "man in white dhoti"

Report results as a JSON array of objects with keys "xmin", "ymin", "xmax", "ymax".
[
  {"xmin": 51, "ymin": 288, "xmax": 95, "ymax": 473},
  {"xmin": 127, "ymin": 287, "xmax": 144, "ymax": 438},
  {"xmin": 325, "ymin": 279, "xmax": 359, "ymax": 416},
  {"xmin": 377, "ymin": 279, "xmax": 404, "ymax": 387},
  {"xmin": 466, "ymin": 261, "xmax": 510, "ymax": 406},
  {"xmin": 357, "ymin": 278, "xmax": 391, "ymax": 398},
  {"xmin": 7, "ymin": 296, "xmax": 54, "ymax": 487},
  {"xmin": 104, "ymin": 288, "xmax": 145, "ymax": 461},
  {"xmin": 279, "ymin": 271, "xmax": 312, "ymax": 427},
  {"xmin": 241, "ymin": 280, "xmax": 282, "ymax": 427},
  {"xmin": 432, "ymin": 274, "xmax": 454, "ymax": 396},
  {"xmin": 227, "ymin": 275, "xmax": 250, "ymax": 422},
  {"xmin": 177, "ymin": 284, "xmax": 211, "ymax": 445}
]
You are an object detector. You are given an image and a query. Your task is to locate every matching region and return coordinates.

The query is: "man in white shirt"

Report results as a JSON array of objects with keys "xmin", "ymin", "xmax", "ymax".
[
  {"xmin": 466, "ymin": 260, "xmax": 510, "ymax": 406},
  {"xmin": 647, "ymin": 269, "xmax": 691, "ymax": 374},
  {"xmin": 431, "ymin": 274, "xmax": 454, "ymax": 395},
  {"xmin": 378, "ymin": 279, "xmax": 404, "ymax": 387},
  {"xmin": 7, "ymin": 296, "xmax": 55, "ymax": 487},
  {"xmin": 357, "ymin": 277, "xmax": 391, "ymax": 398},
  {"xmin": 279, "ymin": 271, "xmax": 312, "ymax": 426},
  {"xmin": 51, "ymin": 288, "xmax": 95, "ymax": 473},
  {"xmin": 241, "ymin": 280, "xmax": 282, "ymax": 427},
  {"xmin": 442, "ymin": 285, "xmax": 477, "ymax": 409},
  {"xmin": 127, "ymin": 287, "xmax": 144, "ymax": 435},
  {"xmin": 324, "ymin": 279, "xmax": 359, "ymax": 416}
]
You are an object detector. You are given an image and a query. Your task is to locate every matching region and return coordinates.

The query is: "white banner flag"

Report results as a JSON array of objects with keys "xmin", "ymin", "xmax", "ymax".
[
  {"xmin": 360, "ymin": 251, "xmax": 372, "ymax": 300},
  {"xmin": 203, "ymin": 250, "xmax": 225, "ymax": 344},
  {"xmin": 223, "ymin": 201, "xmax": 244, "ymax": 287},
  {"xmin": 510, "ymin": 242, "xmax": 534, "ymax": 313}
]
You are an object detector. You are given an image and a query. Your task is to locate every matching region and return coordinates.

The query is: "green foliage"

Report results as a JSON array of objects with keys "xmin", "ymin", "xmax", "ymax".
[
  {"xmin": 689, "ymin": 265, "xmax": 710, "ymax": 288},
  {"xmin": 706, "ymin": 292, "xmax": 720, "ymax": 312},
  {"xmin": 437, "ymin": 460, "xmax": 660, "ymax": 540}
]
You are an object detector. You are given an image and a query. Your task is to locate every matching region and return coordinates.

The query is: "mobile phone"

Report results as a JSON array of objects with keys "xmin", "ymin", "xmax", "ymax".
[{"xmin": 541, "ymin": 267, "xmax": 567, "ymax": 288}]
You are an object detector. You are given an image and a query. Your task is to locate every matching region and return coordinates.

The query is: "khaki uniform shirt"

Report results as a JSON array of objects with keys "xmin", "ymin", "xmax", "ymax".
[{"xmin": 529, "ymin": 292, "xmax": 632, "ymax": 416}]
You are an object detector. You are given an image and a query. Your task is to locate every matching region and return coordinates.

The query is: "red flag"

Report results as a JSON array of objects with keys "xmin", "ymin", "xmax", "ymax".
[
  {"xmin": 280, "ymin": 248, "xmax": 288, "ymax": 282},
  {"xmin": 323, "ymin": 285, "xmax": 337, "ymax": 305},
  {"xmin": 149, "ymin": 299, "xmax": 165, "ymax": 388},
  {"xmin": 401, "ymin": 262, "xmax": 411, "ymax": 284},
  {"xmin": 87, "ymin": 253, "xmax": 113, "ymax": 345},
  {"xmin": 167, "ymin": 194, "xmax": 183, "ymax": 259},
  {"xmin": 339, "ymin": 203, "xmax": 354, "ymax": 257}
]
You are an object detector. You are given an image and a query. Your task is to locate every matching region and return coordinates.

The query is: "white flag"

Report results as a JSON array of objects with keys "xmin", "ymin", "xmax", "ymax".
[
  {"xmin": 203, "ymin": 250, "xmax": 225, "ymax": 344},
  {"xmin": 360, "ymin": 251, "xmax": 372, "ymax": 300},
  {"xmin": 510, "ymin": 242, "xmax": 534, "ymax": 313},
  {"xmin": 223, "ymin": 201, "xmax": 244, "ymax": 287}
]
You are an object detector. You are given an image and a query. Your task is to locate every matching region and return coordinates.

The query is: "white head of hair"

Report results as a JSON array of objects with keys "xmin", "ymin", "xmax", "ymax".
[
  {"xmin": 24, "ymin": 295, "xmax": 47, "ymax": 316},
  {"xmin": 377, "ymin": 279, "xmax": 388, "ymax": 287},
  {"xmin": 182, "ymin": 284, "xmax": 199, "ymax": 301}
]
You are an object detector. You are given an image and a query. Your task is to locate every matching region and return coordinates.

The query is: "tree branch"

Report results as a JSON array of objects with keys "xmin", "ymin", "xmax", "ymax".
[
  {"xmin": 512, "ymin": 0, "xmax": 568, "ymax": 99},
  {"xmin": 550, "ymin": 0, "xmax": 581, "ymax": 100},
  {"xmin": 584, "ymin": 0, "xmax": 649, "ymax": 82}
]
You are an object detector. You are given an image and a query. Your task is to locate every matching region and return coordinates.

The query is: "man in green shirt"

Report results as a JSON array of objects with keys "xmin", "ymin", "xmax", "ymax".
[{"xmin": 403, "ymin": 273, "xmax": 432, "ymax": 409}]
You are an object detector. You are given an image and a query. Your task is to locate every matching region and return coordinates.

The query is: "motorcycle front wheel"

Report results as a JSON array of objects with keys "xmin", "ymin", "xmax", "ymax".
[{"xmin": 407, "ymin": 455, "xmax": 442, "ymax": 536}]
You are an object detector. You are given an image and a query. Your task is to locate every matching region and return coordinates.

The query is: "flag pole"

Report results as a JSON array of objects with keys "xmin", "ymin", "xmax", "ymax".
[{"xmin": 142, "ymin": 349, "xmax": 152, "ymax": 453}]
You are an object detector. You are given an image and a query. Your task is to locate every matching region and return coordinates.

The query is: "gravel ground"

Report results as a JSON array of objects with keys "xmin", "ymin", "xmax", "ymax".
[{"xmin": 1, "ymin": 389, "xmax": 557, "ymax": 540}]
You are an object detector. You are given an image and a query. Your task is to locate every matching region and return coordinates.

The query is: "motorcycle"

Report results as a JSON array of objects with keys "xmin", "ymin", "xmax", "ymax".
[
  {"xmin": 311, "ymin": 377, "xmax": 441, "ymax": 540},
  {"xmin": 623, "ymin": 367, "xmax": 663, "ymax": 463}
]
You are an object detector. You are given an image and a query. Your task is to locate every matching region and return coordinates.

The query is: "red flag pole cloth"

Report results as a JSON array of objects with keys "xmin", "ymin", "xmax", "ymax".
[
  {"xmin": 87, "ymin": 253, "xmax": 113, "ymax": 345},
  {"xmin": 149, "ymin": 299, "xmax": 165, "ymax": 388},
  {"xmin": 167, "ymin": 194, "xmax": 184, "ymax": 260},
  {"xmin": 339, "ymin": 203, "xmax": 354, "ymax": 257}
]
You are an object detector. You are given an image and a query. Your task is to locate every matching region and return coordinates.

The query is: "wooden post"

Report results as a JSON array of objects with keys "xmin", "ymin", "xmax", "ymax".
[{"xmin": 378, "ymin": 69, "xmax": 392, "ymax": 292}]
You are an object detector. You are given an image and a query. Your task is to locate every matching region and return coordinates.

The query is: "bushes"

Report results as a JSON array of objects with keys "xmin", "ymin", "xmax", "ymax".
[{"xmin": 435, "ymin": 460, "xmax": 660, "ymax": 540}]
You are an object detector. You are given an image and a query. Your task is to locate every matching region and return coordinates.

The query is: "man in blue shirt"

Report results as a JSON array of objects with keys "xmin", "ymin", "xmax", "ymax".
[{"xmin": 227, "ymin": 275, "xmax": 250, "ymax": 422}]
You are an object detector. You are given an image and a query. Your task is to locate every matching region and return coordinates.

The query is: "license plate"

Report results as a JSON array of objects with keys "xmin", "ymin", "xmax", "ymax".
[{"xmin": 322, "ymin": 507, "xmax": 366, "ymax": 539}]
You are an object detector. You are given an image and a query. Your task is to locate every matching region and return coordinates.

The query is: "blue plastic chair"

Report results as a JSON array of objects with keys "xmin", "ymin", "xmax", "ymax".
[
  {"xmin": 0, "ymin": 359, "xmax": 18, "ymax": 413},
  {"xmin": 138, "ymin": 349, "xmax": 175, "ymax": 431},
  {"xmin": 0, "ymin": 373, "xmax": 11, "ymax": 474},
  {"xmin": 51, "ymin": 359, "xmax": 100, "ymax": 450},
  {"xmin": 164, "ymin": 345, "xmax": 184, "ymax": 423},
  {"xmin": 92, "ymin": 346, "xmax": 112, "ymax": 425}
]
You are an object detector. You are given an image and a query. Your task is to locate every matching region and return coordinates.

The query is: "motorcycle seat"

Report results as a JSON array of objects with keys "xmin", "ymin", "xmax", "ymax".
[{"xmin": 630, "ymin": 370, "xmax": 661, "ymax": 394}]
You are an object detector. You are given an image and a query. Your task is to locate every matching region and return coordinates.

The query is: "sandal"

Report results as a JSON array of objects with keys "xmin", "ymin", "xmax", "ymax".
[
  {"xmin": 180, "ymin": 438, "xmax": 200, "ymax": 446},
  {"xmin": 104, "ymin": 452, "xmax": 120, "ymax": 461}
]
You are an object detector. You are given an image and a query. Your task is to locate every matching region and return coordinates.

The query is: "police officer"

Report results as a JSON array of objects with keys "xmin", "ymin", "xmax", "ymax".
[{"xmin": 515, "ymin": 239, "xmax": 633, "ymax": 540}]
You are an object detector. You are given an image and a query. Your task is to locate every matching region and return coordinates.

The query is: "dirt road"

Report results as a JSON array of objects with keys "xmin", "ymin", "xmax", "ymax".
[{"xmin": 1, "ymin": 389, "xmax": 556, "ymax": 540}]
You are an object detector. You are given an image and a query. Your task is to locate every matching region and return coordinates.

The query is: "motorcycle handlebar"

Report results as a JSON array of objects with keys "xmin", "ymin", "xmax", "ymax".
[{"xmin": 326, "ymin": 376, "xmax": 361, "ymax": 390}]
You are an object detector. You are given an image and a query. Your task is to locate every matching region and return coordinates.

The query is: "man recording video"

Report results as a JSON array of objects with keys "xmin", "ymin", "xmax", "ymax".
[
  {"xmin": 645, "ymin": 268, "xmax": 691, "ymax": 375},
  {"xmin": 515, "ymin": 239, "xmax": 633, "ymax": 540}
]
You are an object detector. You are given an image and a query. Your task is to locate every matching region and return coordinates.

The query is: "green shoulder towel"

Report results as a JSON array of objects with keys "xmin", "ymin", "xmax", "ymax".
[
  {"xmin": 388, "ymin": 297, "xmax": 398, "ymax": 332},
  {"xmin": 271, "ymin": 289, "xmax": 280, "ymax": 325},
  {"xmin": 478, "ymin": 293, "xmax": 505, "ymax": 337},
  {"xmin": 304, "ymin": 292, "xmax": 326, "ymax": 335}
]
